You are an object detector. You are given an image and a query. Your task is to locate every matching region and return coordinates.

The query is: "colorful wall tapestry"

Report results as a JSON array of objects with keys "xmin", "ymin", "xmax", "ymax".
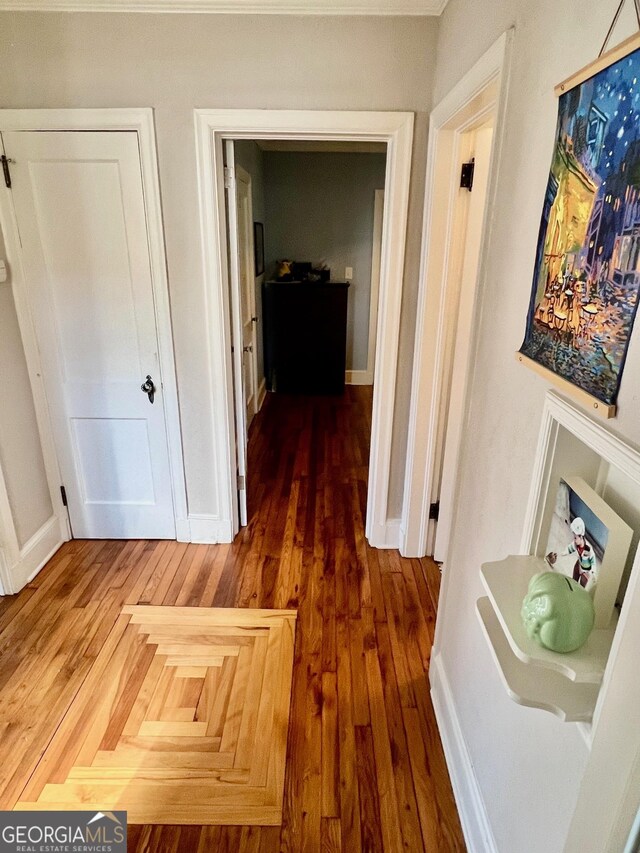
[{"xmin": 520, "ymin": 45, "xmax": 640, "ymax": 406}]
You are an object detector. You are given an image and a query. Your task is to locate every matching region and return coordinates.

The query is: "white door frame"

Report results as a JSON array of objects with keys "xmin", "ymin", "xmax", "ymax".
[
  {"xmin": 400, "ymin": 32, "xmax": 513, "ymax": 558},
  {"xmin": 194, "ymin": 109, "xmax": 414, "ymax": 546},
  {"xmin": 0, "ymin": 108, "xmax": 189, "ymax": 588}
]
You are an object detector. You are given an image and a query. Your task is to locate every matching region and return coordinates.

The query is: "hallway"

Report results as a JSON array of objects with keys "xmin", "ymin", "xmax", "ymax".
[{"xmin": 0, "ymin": 386, "xmax": 464, "ymax": 851}]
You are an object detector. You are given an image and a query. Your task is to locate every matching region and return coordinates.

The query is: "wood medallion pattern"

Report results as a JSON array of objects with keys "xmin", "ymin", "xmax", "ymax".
[
  {"xmin": 14, "ymin": 606, "xmax": 296, "ymax": 825},
  {"xmin": 0, "ymin": 388, "xmax": 465, "ymax": 850}
]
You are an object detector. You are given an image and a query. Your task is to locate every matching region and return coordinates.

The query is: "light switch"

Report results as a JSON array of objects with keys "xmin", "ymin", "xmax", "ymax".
[{"xmin": 345, "ymin": 266, "xmax": 353, "ymax": 281}]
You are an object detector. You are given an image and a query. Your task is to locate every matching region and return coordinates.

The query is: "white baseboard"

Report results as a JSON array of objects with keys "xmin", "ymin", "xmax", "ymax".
[
  {"xmin": 345, "ymin": 369, "xmax": 374, "ymax": 386},
  {"xmin": 430, "ymin": 653, "xmax": 497, "ymax": 853},
  {"xmin": 0, "ymin": 549, "xmax": 8, "ymax": 596},
  {"xmin": 188, "ymin": 513, "xmax": 234, "ymax": 544},
  {"xmin": 257, "ymin": 377, "xmax": 267, "ymax": 412},
  {"xmin": 398, "ymin": 519, "xmax": 412, "ymax": 557},
  {"xmin": 175, "ymin": 516, "xmax": 191, "ymax": 543},
  {"xmin": 367, "ymin": 517, "xmax": 400, "ymax": 549},
  {"xmin": 4, "ymin": 515, "xmax": 65, "ymax": 594}
]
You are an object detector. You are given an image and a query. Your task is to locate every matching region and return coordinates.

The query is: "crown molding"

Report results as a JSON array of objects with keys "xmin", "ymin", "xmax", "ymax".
[{"xmin": 0, "ymin": 0, "xmax": 448, "ymax": 13}]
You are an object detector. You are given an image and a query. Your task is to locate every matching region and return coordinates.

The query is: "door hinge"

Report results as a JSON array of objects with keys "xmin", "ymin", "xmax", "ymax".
[
  {"xmin": 1, "ymin": 155, "xmax": 13, "ymax": 189},
  {"xmin": 60, "ymin": 486, "xmax": 68, "ymax": 507},
  {"xmin": 237, "ymin": 474, "xmax": 245, "ymax": 491},
  {"xmin": 460, "ymin": 158, "xmax": 475, "ymax": 191},
  {"xmin": 429, "ymin": 501, "xmax": 440, "ymax": 521},
  {"xmin": 224, "ymin": 166, "xmax": 234, "ymax": 189}
]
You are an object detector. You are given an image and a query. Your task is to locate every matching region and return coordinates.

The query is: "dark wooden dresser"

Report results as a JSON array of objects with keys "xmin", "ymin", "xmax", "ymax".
[{"xmin": 262, "ymin": 280, "xmax": 350, "ymax": 394}]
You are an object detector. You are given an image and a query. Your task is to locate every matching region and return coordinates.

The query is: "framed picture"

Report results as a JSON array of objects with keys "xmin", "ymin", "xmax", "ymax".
[
  {"xmin": 544, "ymin": 475, "xmax": 633, "ymax": 627},
  {"xmin": 254, "ymin": 222, "xmax": 264, "ymax": 277},
  {"xmin": 518, "ymin": 37, "xmax": 640, "ymax": 415}
]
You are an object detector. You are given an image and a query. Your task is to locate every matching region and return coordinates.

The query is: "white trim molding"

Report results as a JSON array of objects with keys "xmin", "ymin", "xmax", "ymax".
[
  {"xmin": 367, "ymin": 517, "xmax": 400, "ymax": 549},
  {"xmin": 194, "ymin": 109, "xmax": 414, "ymax": 547},
  {"xmin": 430, "ymin": 653, "xmax": 498, "ymax": 853},
  {"xmin": 0, "ymin": 0, "xmax": 449, "ymax": 14},
  {"xmin": 14, "ymin": 517, "xmax": 65, "ymax": 592},
  {"xmin": 0, "ymin": 512, "xmax": 66, "ymax": 596},
  {"xmin": 0, "ymin": 429, "xmax": 65, "ymax": 594},
  {"xmin": 188, "ymin": 513, "xmax": 234, "ymax": 544},
  {"xmin": 345, "ymin": 369, "xmax": 373, "ymax": 386},
  {"xmin": 400, "ymin": 31, "xmax": 513, "ymax": 558},
  {"xmin": 0, "ymin": 108, "xmax": 189, "ymax": 581}
]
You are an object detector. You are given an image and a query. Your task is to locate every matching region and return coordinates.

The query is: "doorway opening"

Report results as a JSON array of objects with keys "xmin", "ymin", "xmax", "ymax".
[
  {"xmin": 224, "ymin": 138, "xmax": 386, "ymax": 529},
  {"xmin": 194, "ymin": 110, "xmax": 414, "ymax": 547},
  {"xmin": 430, "ymin": 116, "xmax": 496, "ymax": 565},
  {"xmin": 401, "ymin": 32, "xmax": 512, "ymax": 562}
]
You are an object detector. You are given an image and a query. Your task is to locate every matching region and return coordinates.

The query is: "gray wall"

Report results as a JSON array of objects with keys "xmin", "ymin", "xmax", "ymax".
[
  {"xmin": 234, "ymin": 140, "xmax": 266, "ymax": 386},
  {"xmin": 0, "ymin": 229, "xmax": 52, "ymax": 548},
  {"xmin": 431, "ymin": 1, "xmax": 640, "ymax": 851},
  {"xmin": 263, "ymin": 150, "xmax": 386, "ymax": 373},
  {"xmin": 0, "ymin": 12, "xmax": 438, "ymax": 519}
]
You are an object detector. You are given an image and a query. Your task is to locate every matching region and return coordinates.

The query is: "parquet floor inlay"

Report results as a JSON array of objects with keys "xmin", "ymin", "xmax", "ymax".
[{"xmin": 14, "ymin": 606, "xmax": 296, "ymax": 825}]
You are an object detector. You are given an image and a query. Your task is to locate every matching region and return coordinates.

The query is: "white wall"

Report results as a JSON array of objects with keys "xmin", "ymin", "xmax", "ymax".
[
  {"xmin": 0, "ymin": 226, "xmax": 52, "ymax": 548},
  {"xmin": 263, "ymin": 150, "xmax": 386, "ymax": 373},
  {"xmin": 431, "ymin": 1, "xmax": 640, "ymax": 851},
  {"xmin": 233, "ymin": 140, "xmax": 266, "ymax": 387},
  {"xmin": 0, "ymin": 12, "xmax": 437, "ymax": 520}
]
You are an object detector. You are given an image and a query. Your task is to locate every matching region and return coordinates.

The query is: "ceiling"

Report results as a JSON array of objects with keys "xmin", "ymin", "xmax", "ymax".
[{"xmin": 0, "ymin": 0, "xmax": 448, "ymax": 13}]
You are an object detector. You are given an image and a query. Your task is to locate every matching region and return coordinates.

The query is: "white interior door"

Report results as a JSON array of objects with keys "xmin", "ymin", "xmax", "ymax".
[
  {"xmin": 225, "ymin": 141, "xmax": 258, "ymax": 527},
  {"xmin": 235, "ymin": 167, "xmax": 258, "ymax": 428},
  {"xmin": 3, "ymin": 129, "xmax": 176, "ymax": 540},
  {"xmin": 433, "ymin": 122, "xmax": 494, "ymax": 563}
]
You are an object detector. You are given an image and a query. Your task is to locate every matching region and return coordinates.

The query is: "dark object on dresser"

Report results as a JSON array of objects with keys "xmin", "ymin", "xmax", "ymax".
[{"xmin": 262, "ymin": 280, "xmax": 350, "ymax": 394}]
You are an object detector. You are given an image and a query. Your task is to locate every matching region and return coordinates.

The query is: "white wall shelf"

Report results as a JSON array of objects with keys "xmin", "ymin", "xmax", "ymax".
[
  {"xmin": 476, "ymin": 597, "xmax": 600, "ymax": 722},
  {"xmin": 477, "ymin": 393, "xmax": 640, "ymax": 726},
  {"xmin": 480, "ymin": 555, "xmax": 616, "ymax": 684}
]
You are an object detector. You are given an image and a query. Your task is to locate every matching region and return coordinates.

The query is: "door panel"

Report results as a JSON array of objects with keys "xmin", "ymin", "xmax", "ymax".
[
  {"xmin": 433, "ymin": 124, "xmax": 494, "ymax": 563},
  {"xmin": 4, "ymin": 130, "xmax": 176, "ymax": 539},
  {"xmin": 236, "ymin": 169, "xmax": 258, "ymax": 425},
  {"xmin": 71, "ymin": 417, "xmax": 155, "ymax": 505},
  {"xmin": 29, "ymin": 160, "xmax": 142, "ymax": 383},
  {"xmin": 225, "ymin": 144, "xmax": 261, "ymax": 528}
]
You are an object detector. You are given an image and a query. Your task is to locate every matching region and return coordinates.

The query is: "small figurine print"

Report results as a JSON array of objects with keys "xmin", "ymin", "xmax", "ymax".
[
  {"xmin": 546, "ymin": 516, "xmax": 596, "ymax": 591},
  {"xmin": 543, "ymin": 476, "xmax": 633, "ymax": 630}
]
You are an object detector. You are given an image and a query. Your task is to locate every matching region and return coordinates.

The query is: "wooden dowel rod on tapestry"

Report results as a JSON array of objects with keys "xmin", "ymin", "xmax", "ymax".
[
  {"xmin": 555, "ymin": 30, "xmax": 640, "ymax": 96},
  {"xmin": 515, "ymin": 353, "xmax": 617, "ymax": 420}
]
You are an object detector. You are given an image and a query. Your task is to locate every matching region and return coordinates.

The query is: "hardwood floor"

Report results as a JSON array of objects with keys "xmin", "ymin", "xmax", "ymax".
[{"xmin": 0, "ymin": 386, "xmax": 464, "ymax": 851}]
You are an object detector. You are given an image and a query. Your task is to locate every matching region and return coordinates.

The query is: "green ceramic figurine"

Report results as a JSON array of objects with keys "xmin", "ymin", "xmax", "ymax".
[{"xmin": 521, "ymin": 571, "xmax": 595, "ymax": 653}]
